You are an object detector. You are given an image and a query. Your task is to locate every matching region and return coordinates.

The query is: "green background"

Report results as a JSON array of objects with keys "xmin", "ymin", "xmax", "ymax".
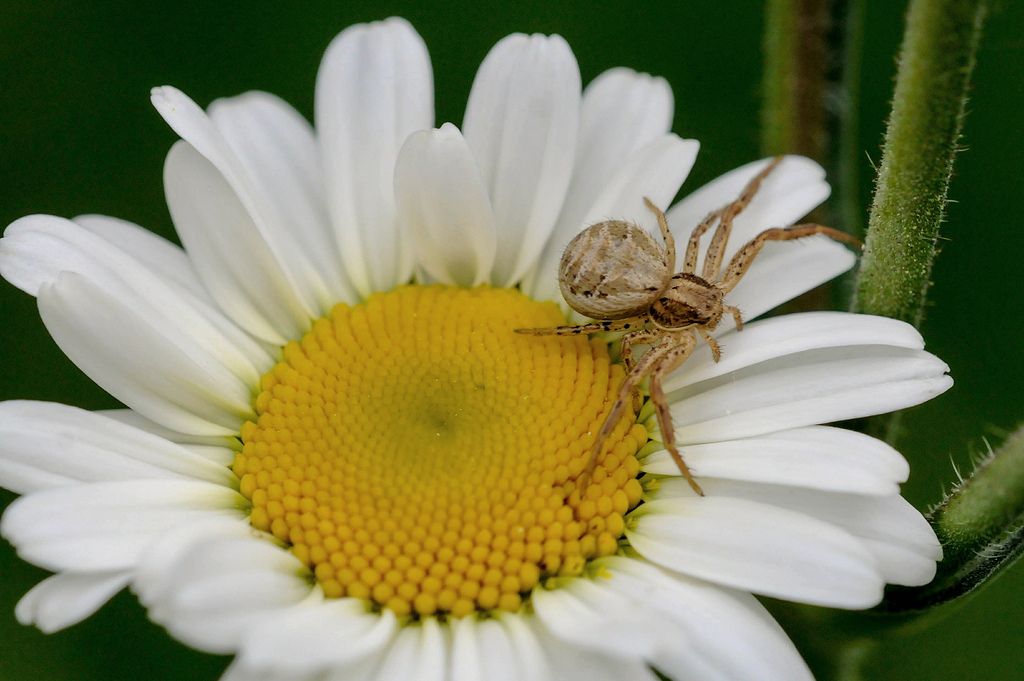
[{"xmin": 1, "ymin": 1, "xmax": 1021, "ymax": 678}]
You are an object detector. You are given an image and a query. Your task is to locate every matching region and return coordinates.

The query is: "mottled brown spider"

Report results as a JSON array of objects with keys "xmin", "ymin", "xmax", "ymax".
[{"xmin": 516, "ymin": 157, "xmax": 861, "ymax": 495}]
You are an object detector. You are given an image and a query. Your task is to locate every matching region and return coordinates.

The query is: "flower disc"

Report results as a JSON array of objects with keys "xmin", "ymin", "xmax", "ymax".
[{"xmin": 234, "ymin": 285, "xmax": 645, "ymax": 618}]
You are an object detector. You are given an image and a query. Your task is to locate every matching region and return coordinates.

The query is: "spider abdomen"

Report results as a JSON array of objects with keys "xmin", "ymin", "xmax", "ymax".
[{"xmin": 558, "ymin": 220, "xmax": 671, "ymax": 319}]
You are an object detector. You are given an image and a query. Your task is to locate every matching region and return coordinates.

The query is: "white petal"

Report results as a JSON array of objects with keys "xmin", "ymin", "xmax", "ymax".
[
  {"xmin": 658, "ymin": 345, "xmax": 952, "ymax": 445},
  {"xmin": 99, "ymin": 408, "xmax": 239, "ymax": 448},
  {"xmin": 569, "ymin": 67, "xmax": 675, "ymax": 222},
  {"xmin": 173, "ymin": 445, "xmax": 237, "ymax": 467},
  {"xmin": 448, "ymin": 617, "xmax": 484, "ymax": 681},
  {"xmin": 38, "ymin": 272, "xmax": 253, "ymax": 435},
  {"xmin": 523, "ymin": 67, "xmax": 674, "ymax": 300},
  {"xmin": 463, "ymin": 33, "xmax": 581, "ymax": 286},
  {"xmin": 861, "ymin": 539, "xmax": 939, "ymax": 586},
  {"xmin": 134, "ymin": 515, "xmax": 258, "ymax": 605},
  {"xmin": 394, "ymin": 124, "xmax": 496, "ymax": 286},
  {"xmin": 540, "ymin": 637, "xmax": 659, "ymax": 681},
  {"xmin": 101, "ymin": 405, "xmax": 239, "ymax": 464},
  {"xmin": 581, "ymin": 136, "xmax": 700, "ymax": 241},
  {"xmin": 0, "ymin": 457, "xmax": 67, "ymax": 492},
  {"xmin": 143, "ymin": 534, "xmax": 313, "ymax": 654},
  {"xmin": 236, "ymin": 598, "xmax": 397, "ymax": 674},
  {"xmin": 163, "ymin": 140, "xmax": 313, "ymax": 345},
  {"xmin": 15, "ymin": 570, "xmax": 131, "ymax": 634},
  {"xmin": 627, "ymin": 495, "xmax": 885, "ymax": 608},
  {"xmin": 533, "ymin": 572, "xmax": 680, "ymax": 662},
  {"xmin": 600, "ymin": 556, "xmax": 813, "ymax": 681},
  {"xmin": 218, "ymin": 664, "xmax": 312, "ymax": 681},
  {"xmin": 664, "ymin": 311, "xmax": 925, "ymax": 392},
  {"xmin": 655, "ymin": 478, "xmax": 942, "ymax": 586},
  {"xmin": 0, "ymin": 401, "xmax": 236, "ymax": 494},
  {"xmin": 72, "ymin": 214, "xmax": 207, "ymax": 299},
  {"xmin": 492, "ymin": 616, "xmax": 551, "ymax": 681},
  {"xmin": 372, "ymin": 617, "xmax": 446, "ymax": 681},
  {"xmin": 71, "ymin": 215, "xmax": 276, "ymax": 372},
  {"xmin": 667, "ymin": 155, "xmax": 831, "ymax": 268},
  {"xmin": 535, "ymin": 570, "xmax": 717, "ymax": 679},
  {"xmin": 69, "ymin": 215, "xmax": 274, "ymax": 373},
  {"xmin": 208, "ymin": 91, "xmax": 354, "ymax": 309},
  {"xmin": 450, "ymin": 616, "xmax": 550, "ymax": 681},
  {"xmin": 1, "ymin": 479, "xmax": 245, "ymax": 572},
  {"xmin": 643, "ymin": 426, "xmax": 909, "ymax": 495},
  {"xmin": 316, "ymin": 17, "xmax": 433, "ymax": 295},
  {"xmin": 0, "ymin": 214, "xmax": 270, "ymax": 383},
  {"xmin": 581, "ymin": 66, "xmax": 673, "ymax": 153},
  {"xmin": 99, "ymin": 409, "xmax": 237, "ymax": 466},
  {"xmin": 524, "ymin": 135, "xmax": 699, "ymax": 302},
  {"xmin": 153, "ymin": 86, "xmax": 328, "ymax": 322}
]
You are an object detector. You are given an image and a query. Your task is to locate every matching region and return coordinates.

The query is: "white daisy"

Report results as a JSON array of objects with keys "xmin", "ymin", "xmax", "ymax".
[{"xmin": 0, "ymin": 16, "xmax": 951, "ymax": 681}]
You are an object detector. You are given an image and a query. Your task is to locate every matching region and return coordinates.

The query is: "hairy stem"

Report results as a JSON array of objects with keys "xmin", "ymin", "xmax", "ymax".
[
  {"xmin": 877, "ymin": 426, "xmax": 1024, "ymax": 613},
  {"xmin": 851, "ymin": 0, "xmax": 987, "ymax": 325}
]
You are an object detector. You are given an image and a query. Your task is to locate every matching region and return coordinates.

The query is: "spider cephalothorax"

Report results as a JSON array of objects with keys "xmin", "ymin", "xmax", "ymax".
[
  {"xmin": 648, "ymin": 272, "xmax": 726, "ymax": 330},
  {"xmin": 517, "ymin": 157, "xmax": 861, "ymax": 494}
]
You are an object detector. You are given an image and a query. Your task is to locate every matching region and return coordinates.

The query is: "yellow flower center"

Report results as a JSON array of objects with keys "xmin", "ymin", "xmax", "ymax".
[{"xmin": 233, "ymin": 286, "xmax": 644, "ymax": 618}]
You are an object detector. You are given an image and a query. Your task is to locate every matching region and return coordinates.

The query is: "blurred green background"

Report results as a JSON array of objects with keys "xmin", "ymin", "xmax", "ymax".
[{"xmin": 1, "ymin": 1, "xmax": 1021, "ymax": 679}]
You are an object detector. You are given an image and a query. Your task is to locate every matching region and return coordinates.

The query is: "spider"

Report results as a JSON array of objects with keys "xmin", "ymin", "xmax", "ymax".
[{"xmin": 516, "ymin": 157, "xmax": 861, "ymax": 495}]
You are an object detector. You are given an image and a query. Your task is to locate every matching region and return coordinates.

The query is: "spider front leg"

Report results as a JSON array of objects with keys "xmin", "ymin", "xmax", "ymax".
[
  {"xmin": 618, "ymin": 328, "xmax": 662, "ymax": 416},
  {"xmin": 683, "ymin": 207, "xmax": 723, "ymax": 274},
  {"xmin": 580, "ymin": 340, "xmax": 676, "ymax": 489},
  {"xmin": 514, "ymin": 316, "xmax": 646, "ymax": 336},
  {"xmin": 701, "ymin": 156, "xmax": 784, "ymax": 281},
  {"xmin": 648, "ymin": 331, "xmax": 703, "ymax": 495},
  {"xmin": 718, "ymin": 223, "xmax": 862, "ymax": 293}
]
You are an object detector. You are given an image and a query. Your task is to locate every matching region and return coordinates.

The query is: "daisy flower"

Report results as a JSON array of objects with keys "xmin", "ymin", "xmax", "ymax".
[{"xmin": 0, "ymin": 16, "xmax": 951, "ymax": 681}]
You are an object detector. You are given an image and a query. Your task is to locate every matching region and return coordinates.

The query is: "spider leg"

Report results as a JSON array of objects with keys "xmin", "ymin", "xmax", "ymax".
[
  {"xmin": 619, "ymin": 329, "xmax": 661, "ymax": 413},
  {"xmin": 724, "ymin": 304, "xmax": 744, "ymax": 331},
  {"xmin": 697, "ymin": 327, "xmax": 721, "ymax": 362},
  {"xmin": 718, "ymin": 223, "xmax": 862, "ymax": 293},
  {"xmin": 701, "ymin": 156, "xmax": 784, "ymax": 281},
  {"xmin": 648, "ymin": 331, "xmax": 703, "ymax": 495},
  {"xmin": 682, "ymin": 208, "xmax": 723, "ymax": 274},
  {"xmin": 620, "ymin": 329, "xmax": 660, "ymax": 371},
  {"xmin": 643, "ymin": 197, "xmax": 676, "ymax": 271},
  {"xmin": 579, "ymin": 340, "xmax": 676, "ymax": 490},
  {"xmin": 514, "ymin": 316, "xmax": 646, "ymax": 336}
]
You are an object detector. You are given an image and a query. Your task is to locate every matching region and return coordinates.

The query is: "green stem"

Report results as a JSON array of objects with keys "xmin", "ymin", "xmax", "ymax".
[
  {"xmin": 761, "ymin": 0, "xmax": 829, "ymax": 160},
  {"xmin": 836, "ymin": 0, "xmax": 865, "ymax": 239},
  {"xmin": 878, "ymin": 425, "xmax": 1024, "ymax": 613},
  {"xmin": 762, "ymin": 0, "xmax": 840, "ymax": 315},
  {"xmin": 851, "ymin": 0, "xmax": 987, "ymax": 325}
]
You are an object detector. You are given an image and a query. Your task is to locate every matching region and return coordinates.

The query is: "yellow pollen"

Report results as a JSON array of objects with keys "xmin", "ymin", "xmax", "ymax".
[{"xmin": 233, "ymin": 285, "xmax": 644, "ymax": 617}]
